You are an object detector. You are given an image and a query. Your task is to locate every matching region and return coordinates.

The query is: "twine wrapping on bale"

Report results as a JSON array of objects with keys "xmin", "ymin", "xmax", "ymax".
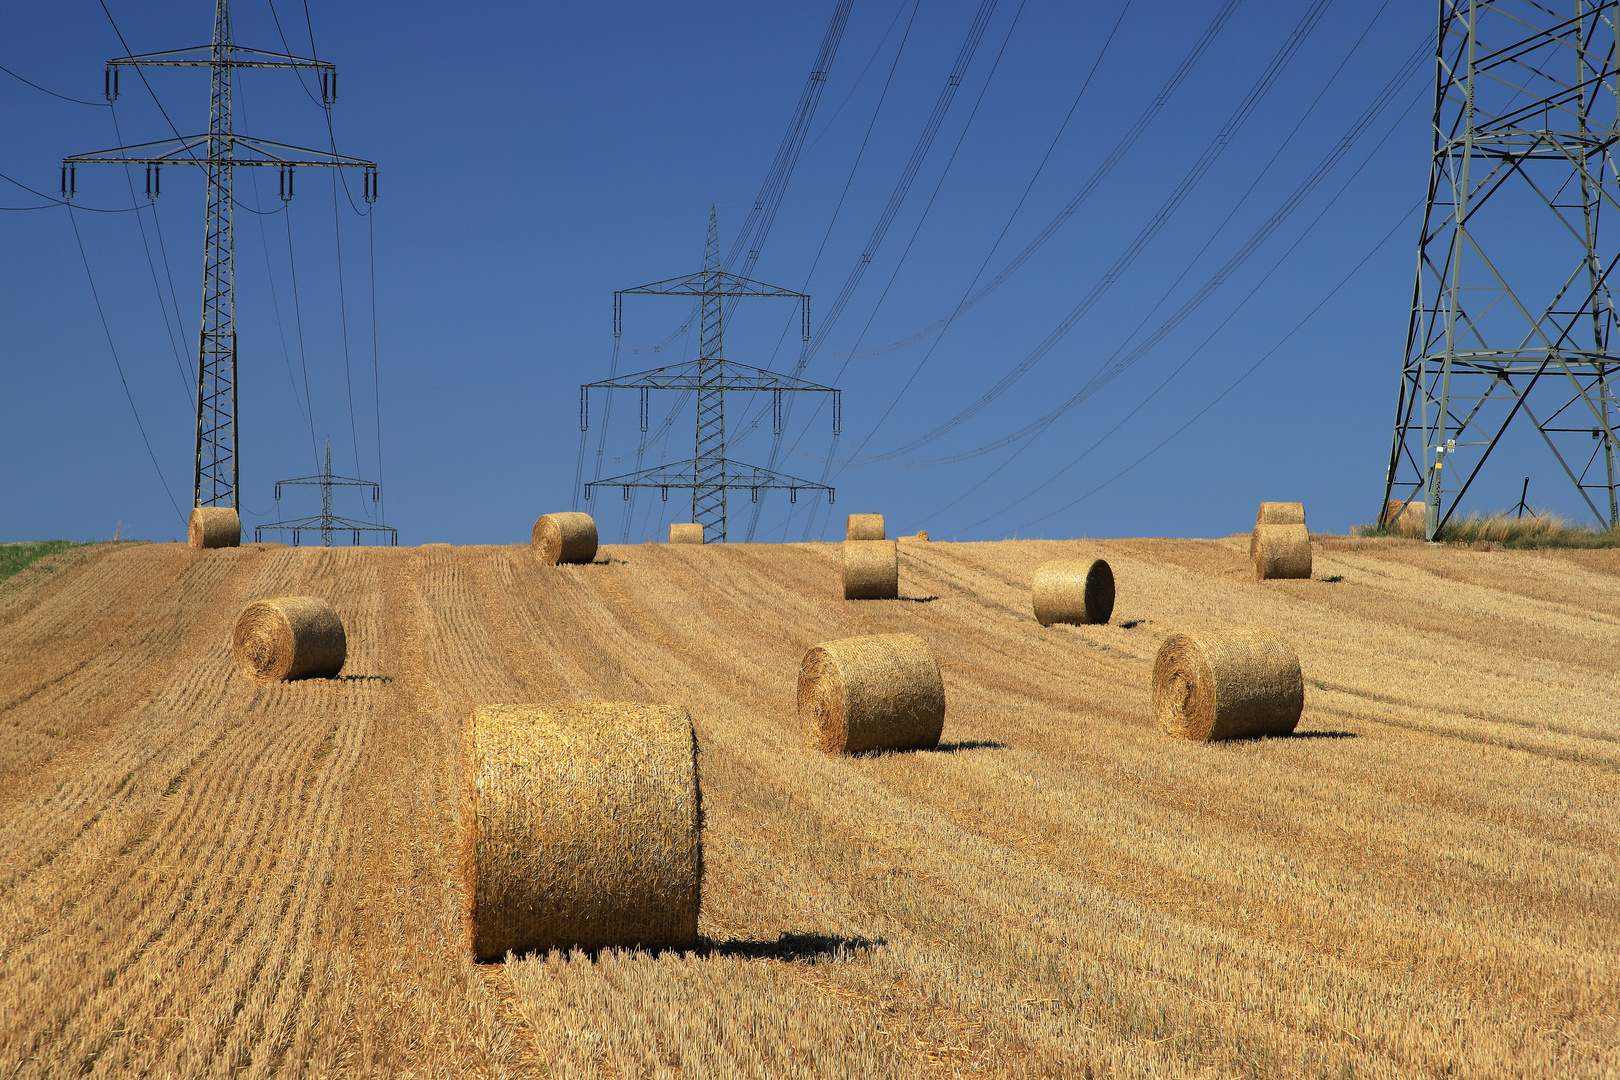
[
  {"xmin": 1385, "ymin": 500, "xmax": 1427, "ymax": 536},
  {"xmin": 188, "ymin": 506, "xmax": 241, "ymax": 549},
  {"xmin": 843, "ymin": 540, "xmax": 899, "ymax": 600},
  {"xmin": 232, "ymin": 597, "xmax": 347, "ymax": 682},
  {"xmin": 846, "ymin": 513, "xmax": 886, "ymax": 541},
  {"xmin": 798, "ymin": 633, "xmax": 946, "ymax": 755},
  {"xmin": 461, "ymin": 702, "xmax": 702, "ymax": 960},
  {"xmin": 1031, "ymin": 558, "xmax": 1115, "ymax": 626},
  {"xmin": 669, "ymin": 523, "xmax": 704, "ymax": 545},
  {"xmin": 1250, "ymin": 502, "xmax": 1305, "ymax": 558},
  {"xmin": 1253, "ymin": 523, "xmax": 1312, "ymax": 581},
  {"xmin": 532, "ymin": 512, "xmax": 598, "ymax": 564},
  {"xmin": 1152, "ymin": 627, "xmax": 1304, "ymax": 741}
]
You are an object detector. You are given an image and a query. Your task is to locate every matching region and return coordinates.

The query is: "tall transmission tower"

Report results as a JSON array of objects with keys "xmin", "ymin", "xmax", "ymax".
[
  {"xmin": 582, "ymin": 208, "xmax": 839, "ymax": 543},
  {"xmin": 63, "ymin": 0, "xmax": 378, "ymax": 513},
  {"xmin": 1382, "ymin": 0, "xmax": 1620, "ymax": 537},
  {"xmin": 256, "ymin": 436, "xmax": 396, "ymax": 546}
]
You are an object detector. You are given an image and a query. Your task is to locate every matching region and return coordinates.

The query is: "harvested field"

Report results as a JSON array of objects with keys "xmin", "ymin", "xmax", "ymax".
[{"xmin": 0, "ymin": 536, "xmax": 1615, "ymax": 1078}]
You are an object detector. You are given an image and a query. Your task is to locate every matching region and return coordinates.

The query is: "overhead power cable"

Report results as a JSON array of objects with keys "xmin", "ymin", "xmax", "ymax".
[
  {"xmin": 0, "ymin": 61, "xmax": 110, "ymax": 106},
  {"xmin": 0, "ymin": 169, "xmax": 134, "ymax": 212}
]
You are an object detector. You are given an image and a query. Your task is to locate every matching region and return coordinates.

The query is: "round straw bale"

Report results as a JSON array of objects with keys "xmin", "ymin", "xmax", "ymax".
[
  {"xmin": 1249, "ymin": 502, "xmax": 1305, "ymax": 558},
  {"xmin": 843, "ymin": 539, "xmax": 898, "ymax": 600},
  {"xmin": 1253, "ymin": 523, "xmax": 1312, "ymax": 580},
  {"xmin": 798, "ymin": 633, "xmax": 945, "ymax": 755},
  {"xmin": 1384, "ymin": 499, "xmax": 1426, "ymax": 536},
  {"xmin": 1031, "ymin": 558, "xmax": 1115, "ymax": 626},
  {"xmin": 846, "ymin": 513, "xmax": 886, "ymax": 541},
  {"xmin": 1152, "ymin": 627, "xmax": 1304, "ymax": 741},
  {"xmin": 232, "ymin": 596, "xmax": 347, "ymax": 682},
  {"xmin": 669, "ymin": 523, "xmax": 704, "ymax": 545},
  {"xmin": 188, "ymin": 506, "xmax": 241, "ymax": 549},
  {"xmin": 461, "ymin": 702, "xmax": 701, "ymax": 960},
  {"xmin": 532, "ymin": 512, "xmax": 598, "ymax": 564}
]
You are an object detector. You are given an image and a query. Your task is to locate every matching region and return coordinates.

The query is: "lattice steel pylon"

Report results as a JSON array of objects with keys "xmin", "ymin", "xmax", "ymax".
[
  {"xmin": 1382, "ymin": 0, "xmax": 1620, "ymax": 537},
  {"xmin": 257, "ymin": 436, "xmax": 396, "ymax": 546},
  {"xmin": 581, "ymin": 208, "xmax": 840, "ymax": 542},
  {"xmin": 63, "ymin": 0, "xmax": 378, "ymax": 513}
]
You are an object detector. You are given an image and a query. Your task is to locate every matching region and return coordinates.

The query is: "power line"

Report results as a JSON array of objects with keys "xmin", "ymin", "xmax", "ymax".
[{"xmin": 0, "ymin": 61, "xmax": 109, "ymax": 106}]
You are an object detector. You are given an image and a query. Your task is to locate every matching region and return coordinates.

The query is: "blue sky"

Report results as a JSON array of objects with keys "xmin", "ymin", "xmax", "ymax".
[{"xmin": 3, "ymin": 0, "xmax": 1578, "ymax": 544}]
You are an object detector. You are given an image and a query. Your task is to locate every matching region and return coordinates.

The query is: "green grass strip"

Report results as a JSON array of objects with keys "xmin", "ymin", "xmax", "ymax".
[{"xmin": 0, "ymin": 540, "xmax": 88, "ymax": 583}]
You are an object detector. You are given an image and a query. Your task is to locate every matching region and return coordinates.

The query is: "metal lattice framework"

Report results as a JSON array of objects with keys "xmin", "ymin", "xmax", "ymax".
[
  {"xmin": 256, "ymin": 437, "xmax": 395, "ymax": 546},
  {"xmin": 582, "ymin": 208, "xmax": 838, "ymax": 542},
  {"xmin": 64, "ymin": 0, "xmax": 377, "ymax": 513},
  {"xmin": 1383, "ymin": 0, "xmax": 1620, "ymax": 536}
]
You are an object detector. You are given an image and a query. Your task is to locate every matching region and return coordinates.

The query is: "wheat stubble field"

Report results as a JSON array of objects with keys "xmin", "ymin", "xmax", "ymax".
[{"xmin": 0, "ymin": 536, "xmax": 1615, "ymax": 1078}]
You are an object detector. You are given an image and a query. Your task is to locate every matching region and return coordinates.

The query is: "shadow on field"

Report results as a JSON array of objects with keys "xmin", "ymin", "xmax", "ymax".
[
  {"xmin": 897, "ymin": 595, "xmax": 939, "ymax": 603},
  {"xmin": 699, "ymin": 932, "xmax": 884, "ymax": 962},
  {"xmin": 918, "ymin": 739, "xmax": 1007, "ymax": 754},
  {"xmin": 1284, "ymin": 730, "xmax": 1359, "ymax": 740},
  {"xmin": 337, "ymin": 674, "xmax": 393, "ymax": 684}
]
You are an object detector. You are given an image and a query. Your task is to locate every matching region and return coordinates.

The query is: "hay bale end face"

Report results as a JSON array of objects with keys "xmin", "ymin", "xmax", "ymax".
[
  {"xmin": 1152, "ymin": 627, "xmax": 1304, "ymax": 741},
  {"xmin": 1031, "ymin": 558, "xmax": 1115, "ymax": 626},
  {"xmin": 846, "ymin": 513, "xmax": 886, "ymax": 541},
  {"xmin": 1249, "ymin": 502, "xmax": 1305, "ymax": 559},
  {"xmin": 232, "ymin": 597, "xmax": 347, "ymax": 682},
  {"xmin": 843, "ymin": 540, "xmax": 899, "ymax": 600},
  {"xmin": 462, "ymin": 702, "xmax": 702, "ymax": 960},
  {"xmin": 669, "ymin": 523, "xmax": 704, "ymax": 545},
  {"xmin": 798, "ymin": 633, "xmax": 945, "ymax": 755},
  {"xmin": 188, "ymin": 506, "xmax": 241, "ymax": 549},
  {"xmin": 1385, "ymin": 500, "xmax": 1427, "ymax": 536},
  {"xmin": 1253, "ymin": 523, "xmax": 1312, "ymax": 581},
  {"xmin": 532, "ymin": 512, "xmax": 598, "ymax": 564}
]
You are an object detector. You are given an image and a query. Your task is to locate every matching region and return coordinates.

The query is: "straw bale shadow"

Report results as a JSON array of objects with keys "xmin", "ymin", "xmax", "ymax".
[
  {"xmin": 1319, "ymin": 574, "xmax": 1346, "ymax": 583},
  {"xmin": 897, "ymin": 595, "xmax": 939, "ymax": 603},
  {"xmin": 1285, "ymin": 730, "xmax": 1359, "ymax": 740},
  {"xmin": 918, "ymin": 739, "xmax": 1007, "ymax": 754},
  {"xmin": 1119, "ymin": 619, "xmax": 1145, "ymax": 630},
  {"xmin": 699, "ymin": 932, "xmax": 884, "ymax": 962},
  {"xmin": 336, "ymin": 674, "xmax": 393, "ymax": 684}
]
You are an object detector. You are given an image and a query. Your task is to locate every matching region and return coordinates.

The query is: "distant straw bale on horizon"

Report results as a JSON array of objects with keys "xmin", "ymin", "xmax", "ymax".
[
  {"xmin": 462, "ymin": 702, "xmax": 701, "ymax": 960},
  {"xmin": 798, "ymin": 633, "xmax": 945, "ymax": 755},
  {"xmin": 532, "ymin": 512, "xmax": 598, "ymax": 564},
  {"xmin": 188, "ymin": 507, "xmax": 240, "ymax": 550},
  {"xmin": 232, "ymin": 596, "xmax": 346, "ymax": 682},
  {"xmin": 1152, "ymin": 626, "xmax": 1303, "ymax": 741},
  {"xmin": 1031, "ymin": 558, "xmax": 1115, "ymax": 626},
  {"xmin": 843, "ymin": 540, "xmax": 899, "ymax": 600},
  {"xmin": 669, "ymin": 523, "xmax": 703, "ymax": 545},
  {"xmin": 1253, "ymin": 523, "xmax": 1312, "ymax": 581},
  {"xmin": 846, "ymin": 513, "xmax": 885, "ymax": 541}
]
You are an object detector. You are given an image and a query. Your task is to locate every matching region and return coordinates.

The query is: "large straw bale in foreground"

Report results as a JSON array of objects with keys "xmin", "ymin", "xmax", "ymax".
[
  {"xmin": 232, "ymin": 597, "xmax": 347, "ymax": 682},
  {"xmin": 532, "ymin": 512, "xmax": 598, "ymax": 564},
  {"xmin": 1152, "ymin": 627, "xmax": 1303, "ymax": 741},
  {"xmin": 1385, "ymin": 499, "xmax": 1427, "ymax": 536},
  {"xmin": 1253, "ymin": 523, "xmax": 1312, "ymax": 580},
  {"xmin": 462, "ymin": 703, "xmax": 701, "ymax": 960},
  {"xmin": 669, "ymin": 523, "xmax": 703, "ymax": 545},
  {"xmin": 843, "ymin": 540, "xmax": 899, "ymax": 599},
  {"xmin": 798, "ymin": 634, "xmax": 945, "ymax": 755},
  {"xmin": 846, "ymin": 513, "xmax": 886, "ymax": 540},
  {"xmin": 1031, "ymin": 558, "xmax": 1115, "ymax": 626},
  {"xmin": 188, "ymin": 506, "xmax": 241, "ymax": 549}
]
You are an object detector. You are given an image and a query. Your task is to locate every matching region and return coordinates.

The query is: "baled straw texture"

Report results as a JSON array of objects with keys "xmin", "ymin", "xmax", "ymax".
[
  {"xmin": 1249, "ymin": 501, "xmax": 1305, "ymax": 558},
  {"xmin": 846, "ymin": 513, "xmax": 886, "ymax": 541},
  {"xmin": 461, "ymin": 703, "xmax": 701, "ymax": 960},
  {"xmin": 898, "ymin": 530, "xmax": 930, "ymax": 543},
  {"xmin": 232, "ymin": 596, "xmax": 347, "ymax": 682},
  {"xmin": 188, "ymin": 506, "xmax": 241, "ymax": 549},
  {"xmin": 669, "ymin": 523, "xmax": 704, "ymax": 545},
  {"xmin": 1031, "ymin": 558, "xmax": 1115, "ymax": 626},
  {"xmin": 843, "ymin": 539, "xmax": 898, "ymax": 600},
  {"xmin": 1152, "ymin": 626, "xmax": 1304, "ymax": 741},
  {"xmin": 532, "ymin": 512, "xmax": 598, "ymax": 564},
  {"xmin": 1385, "ymin": 499, "xmax": 1427, "ymax": 536},
  {"xmin": 798, "ymin": 633, "xmax": 945, "ymax": 755},
  {"xmin": 1253, "ymin": 523, "xmax": 1312, "ymax": 580}
]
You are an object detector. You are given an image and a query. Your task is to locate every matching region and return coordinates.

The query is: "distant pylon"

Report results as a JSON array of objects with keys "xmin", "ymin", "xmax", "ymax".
[
  {"xmin": 581, "ymin": 208, "xmax": 840, "ymax": 542},
  {"xmin": 64, "ymin": 0, "xmax": 378, "ymax": 513},
  {"xmin": 257, "ymin": 436, "xmax": 396, "ymax": 546},
  {"xmin": 1382, "ymin": 0, "xmax": 1620, "ymax": 537}
]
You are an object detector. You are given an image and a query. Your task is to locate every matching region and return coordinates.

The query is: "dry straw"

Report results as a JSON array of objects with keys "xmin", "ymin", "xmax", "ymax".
[
  {"xmin": 1152, "ymin": 626, "xmax": 1304, "ymax": 741},
  {"xmin": 798, "ymin": 633, "xmax": 945, "ymax": 754},
  {"xmin": 1249, "ymin": 501, "xmax": 1305, "ymax": 558},
  {"xmin": 1031, "ymin": 558, "xmax": 1115, "ymax": 626},
  {"xmin": 899, "ymin": 530, "xmax": 931, "ymax": 543},
  {"xmin": 461, "ymin": 702, "xmax": 702, "ymax": 960},
  {"xmin": 532, "ymin": 512, "xmax": 598, "ymax": 564},
  {"xmin": 232, "ymin": 597, "xmax": 347, "ymax": 682},
  {"xmin": 843, "ymin": 539, "xmax": 898, "ymax": 599},
  {"xmin": 1385, "ymin": 499, "xmax": 1427, "ymax": 536},
  {"xmin": 846, "ymin": 513, "xmax": 886, "ymax": 541},
  {"xmin": 1253, "ymin": 523, "xmax": 1312, "ymax": 580},
  {"xmin": 669, "ymin": 523, "xmax": 704, "ymax": 545},
  {"xmin": 188, "ymin": 506, "xmax": 241, "ymax": 549}
]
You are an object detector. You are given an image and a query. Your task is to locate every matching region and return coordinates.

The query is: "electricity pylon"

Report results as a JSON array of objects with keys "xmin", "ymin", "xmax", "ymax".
[
  {"xmin": 1382, "ymin": 0, "xmax": 1620, "ymax": 537},
  {"xmin": 257, "ymin": 436, "xmax": 396, "ymax": 546},
  {"xmin": 63, "ymin": 0, "xmax": 377, "ymax": 513},
  {"xmin": 581, "ymin": 208, "xmax": 839, "ymax": 542}
]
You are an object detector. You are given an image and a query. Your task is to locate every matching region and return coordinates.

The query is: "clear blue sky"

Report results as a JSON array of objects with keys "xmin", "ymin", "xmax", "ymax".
[{"xmin": 3, "ymin": 0, "xmax": 1567, "ymax": 544}]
